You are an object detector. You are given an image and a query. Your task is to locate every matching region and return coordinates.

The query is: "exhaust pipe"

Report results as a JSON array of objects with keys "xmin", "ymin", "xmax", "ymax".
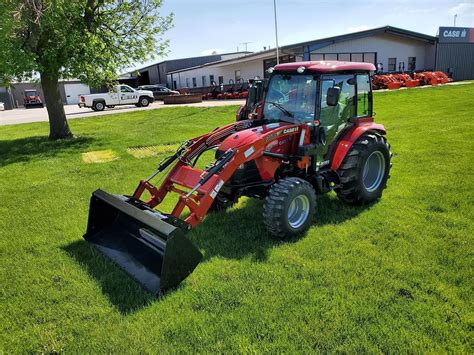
[{"xmin": 83, "ymin": 189, "xmax": 202, "ymax": 295}]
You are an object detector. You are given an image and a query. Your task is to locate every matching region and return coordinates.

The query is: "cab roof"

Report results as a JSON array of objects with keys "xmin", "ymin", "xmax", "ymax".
[{"xmin": 274, "ymin": 61, "xmax": 376, "ymax": 73}]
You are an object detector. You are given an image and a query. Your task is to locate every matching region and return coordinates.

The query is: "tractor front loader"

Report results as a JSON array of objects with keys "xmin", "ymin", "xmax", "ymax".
[{"xmin": 84, "ymin": 61, "xmax": 392, "ymax": 295}]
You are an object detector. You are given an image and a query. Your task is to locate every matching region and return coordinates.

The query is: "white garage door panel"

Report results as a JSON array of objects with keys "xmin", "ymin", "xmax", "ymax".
[{"xmin": 64, "ymin": 83, "xmax": 90, "ymax": 104}]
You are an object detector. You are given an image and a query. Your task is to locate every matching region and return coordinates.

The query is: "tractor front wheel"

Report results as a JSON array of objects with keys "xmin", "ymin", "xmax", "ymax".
[
  {"xmin": 336, "ymin": 133, "xmax": 391, "ymax": 204},
  {"xmin": 263, "ymin": 177, "xmax": 316, "ymax": 239}
]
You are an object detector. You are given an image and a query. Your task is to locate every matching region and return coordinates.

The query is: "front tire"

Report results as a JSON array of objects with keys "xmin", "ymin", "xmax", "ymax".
[
  {"xmin": 139, "ymin": 96, "xmax": 150, "ymax": 107},
  {"xmin": 263, "ymin": 177, "xmax": 316, "ymax": 239},
  {"xmin": 336, "ymin": 133, "xmax": 391, "ymax": 204}
]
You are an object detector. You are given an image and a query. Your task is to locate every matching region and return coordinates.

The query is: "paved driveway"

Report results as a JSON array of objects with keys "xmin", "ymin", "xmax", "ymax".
[{"xmin": 0, "ymin": 99, "xmax": 245, "ymax": 126}]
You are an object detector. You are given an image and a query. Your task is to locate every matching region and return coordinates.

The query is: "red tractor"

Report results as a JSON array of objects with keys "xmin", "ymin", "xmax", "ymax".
[
  {"xmin": 84, "ymin": 61, "xmax": 392, "ymax": 294},
  {"xmin": 23, "ymin": 89, "xmax": 44, "ymax": 108}
]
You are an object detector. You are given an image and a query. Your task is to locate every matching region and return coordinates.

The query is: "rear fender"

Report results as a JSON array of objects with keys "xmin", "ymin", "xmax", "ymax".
[{"xmin": 330, "ymin": 121, "xmax": 386, "ymax": 171}]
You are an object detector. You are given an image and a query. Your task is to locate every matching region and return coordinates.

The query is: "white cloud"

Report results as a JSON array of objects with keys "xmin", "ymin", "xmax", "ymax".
[
  {"xmin": 347, "ymin": 25, "xmax": 372, "ymax": 33},
  {"xmin": 448, "ymin": 2, "xmax": 474, "ymax": 18},
  {"xmin": 200, "ymin": 48, "xmax": 226, "ymax": 55}
]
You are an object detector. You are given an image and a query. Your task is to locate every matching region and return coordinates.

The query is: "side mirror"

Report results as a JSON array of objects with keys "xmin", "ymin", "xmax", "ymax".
[
  {"xmin": 326, "ymin": 86, "xmax": 340, "ymax": 106},
  {"xmin": 248, "ymin": 85, "xmax": 258, "ymax": 105}
]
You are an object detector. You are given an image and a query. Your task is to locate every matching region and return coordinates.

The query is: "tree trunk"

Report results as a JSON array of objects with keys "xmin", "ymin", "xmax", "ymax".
[{"xmin": 40, "ymin": 71, "xmax": 73, "ymax": 140}]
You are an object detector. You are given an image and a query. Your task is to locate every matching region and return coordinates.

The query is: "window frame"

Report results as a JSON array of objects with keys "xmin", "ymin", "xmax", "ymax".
[
  {"xmin": 388, "ymin": 58, "xmax": 397, "ymax": 72},
  {"xmin": 318, "ymin": 72, "xmax": 373, "ymax": 121},
  {"xmin": 235, "ymin": 70, "xmax": 241, "ymax": 82},
  {"xmin": 120, "ymin": 85, "xmax": 134, "ymax": 93},
  {"xmin": 408, "ymin": 57, "xmax": 416, "ymax": 71},
  {"xmin": 262, "ymin": 72, "xmax": 319, "ymax": 123},
  {"xmin": 355, "ymin": 73, "xmax": 372, "ymax": 118}
]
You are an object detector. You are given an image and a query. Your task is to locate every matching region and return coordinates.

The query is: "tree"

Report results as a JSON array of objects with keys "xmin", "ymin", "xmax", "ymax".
[{"xmin": 0, "ymin": 0, "xmax": 173, "ymax": 139}]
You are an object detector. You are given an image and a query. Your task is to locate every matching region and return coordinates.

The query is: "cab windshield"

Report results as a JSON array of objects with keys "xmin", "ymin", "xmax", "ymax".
[{"xmin": 263, "ymin": 74, "xmax": 317, "ymax": 124}]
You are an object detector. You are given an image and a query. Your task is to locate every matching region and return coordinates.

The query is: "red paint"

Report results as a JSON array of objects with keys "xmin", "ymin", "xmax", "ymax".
[
  {"xmin": 274, "ymin": 61, "xmax": 376, "ymax": 73},
  {"xmin": 330, "ymin": 119, "xmax": 386, "ymax": 170},
  {"xmin": 219, "ymin": 122, "xmax": 292, "ymax": 152}
]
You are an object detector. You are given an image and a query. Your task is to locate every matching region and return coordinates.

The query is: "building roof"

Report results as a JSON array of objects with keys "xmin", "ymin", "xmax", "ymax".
[
  {"xmin": 287, "ymin": 25, "xmax": 436, "ymax": 51},
  {"xmin": 275, "ymin": 61, "xmax": 376, "ymax": 73},
  {"xmin": 167, "ymin": 25, "xmax": 436, "ymax": 75},
  {"xmin": 130, "ymin": 52, "xmax": 251, "ymax": 74}
]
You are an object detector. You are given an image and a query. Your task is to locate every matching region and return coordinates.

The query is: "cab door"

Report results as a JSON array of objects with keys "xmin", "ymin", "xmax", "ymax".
[
  {"xmin": 317, "ymin": 73, "xmax": 372, "ymax": 159},
  {"xmin": 119, "ymin": 85, "xmax": 138, "ymax": 104}
]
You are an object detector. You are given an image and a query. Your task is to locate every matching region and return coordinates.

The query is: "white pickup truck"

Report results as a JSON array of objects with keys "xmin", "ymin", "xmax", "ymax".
[{"xmin": 78, "ymin": 85, "xmax": 154, "ymax": 111}]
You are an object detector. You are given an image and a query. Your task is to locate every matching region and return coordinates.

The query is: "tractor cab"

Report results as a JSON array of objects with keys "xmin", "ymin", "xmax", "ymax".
[{"xmin": 261, "ymin": 61, "xmax": 374, "ymax": 157}]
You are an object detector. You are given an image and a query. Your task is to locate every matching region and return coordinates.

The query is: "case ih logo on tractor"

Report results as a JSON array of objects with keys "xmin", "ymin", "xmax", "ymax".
[{"xmin": 83, "ymin": 61, "xmax": 392, "ymax": 295}]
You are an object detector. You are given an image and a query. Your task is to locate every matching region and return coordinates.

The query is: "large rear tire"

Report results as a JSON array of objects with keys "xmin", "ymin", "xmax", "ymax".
[
  {"xmin": 336, "ymin": 133, "xmax": 391, "ymax": 204},
  {"xmin": 263, "ymin": 177, "xmax": 316, "ymax": 239}
]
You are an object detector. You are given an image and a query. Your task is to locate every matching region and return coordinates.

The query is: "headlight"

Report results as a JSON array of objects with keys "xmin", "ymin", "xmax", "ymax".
[{"xmin": 297, "ymin": 66, "xmax": 306, "ymax": 74}]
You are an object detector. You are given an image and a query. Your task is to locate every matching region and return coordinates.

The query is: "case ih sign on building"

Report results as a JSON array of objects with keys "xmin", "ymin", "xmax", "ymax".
[{"xmin": 439, "ymin": 27, "xmax": 474, "ymax": 43}]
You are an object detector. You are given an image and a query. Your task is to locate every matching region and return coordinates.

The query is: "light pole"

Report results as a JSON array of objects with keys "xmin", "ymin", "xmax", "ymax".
[
  {"xmin": 273, "ymin": 0, "xmax": 280, "ymax": 65},
  {"xmin": 454, "ymin": 14, "xmax": 457, "ymax": 27}
]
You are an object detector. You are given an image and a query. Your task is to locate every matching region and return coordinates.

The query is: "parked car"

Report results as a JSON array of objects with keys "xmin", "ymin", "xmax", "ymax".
[
  {"xmin": 78, "ymin": 85, "xmax": 154, "ymax": 111},
  {"xmin": 0, "ymin": 102, "xmax": 4, "ymax": 111},
  {"xmin": 137, "ymin": 85, "xmax": 180, "ymax": 100}
]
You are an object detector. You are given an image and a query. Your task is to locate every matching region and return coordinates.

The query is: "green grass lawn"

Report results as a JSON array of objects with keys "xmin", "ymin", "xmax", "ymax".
[{"xmin": 0, "ymin": 84, "xmax": 473, "ymax": 352}]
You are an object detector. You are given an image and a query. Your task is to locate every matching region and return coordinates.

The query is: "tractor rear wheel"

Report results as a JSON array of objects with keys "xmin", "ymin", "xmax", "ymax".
[
  {"xmin": 263, "ymin": 177, "xmax": 316, "ymax": 239},
  {"xmin": 336, "ymin": 133, "xmax": 391, "ymax": 204}
]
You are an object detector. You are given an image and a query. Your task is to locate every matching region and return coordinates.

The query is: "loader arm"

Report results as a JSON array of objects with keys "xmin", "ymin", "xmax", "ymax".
[{"xmin": 132, "ymin": 122, "xmax": 303, "ymax": 228}]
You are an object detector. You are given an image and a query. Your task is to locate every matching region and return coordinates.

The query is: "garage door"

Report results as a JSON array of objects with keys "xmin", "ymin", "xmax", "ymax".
[{"xmin": 64, "ymin": 83, "xmax": 90, "ymax": 105}]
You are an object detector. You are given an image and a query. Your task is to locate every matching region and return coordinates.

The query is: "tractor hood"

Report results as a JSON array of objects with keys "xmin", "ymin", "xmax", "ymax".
[{"xmin": 219, "ymin": 122, "xmax": 292, "ymax": 151}]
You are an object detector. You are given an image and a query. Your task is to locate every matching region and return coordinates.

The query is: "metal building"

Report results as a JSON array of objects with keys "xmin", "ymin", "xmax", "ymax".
[
  {"xmin": 130, "ymin": 52, "xmax": 250, "ymax": 87},
  {"xmin": 436, "ymin": 27, "xmax": 474, "ymax": 81},
  {"xmin": 167, "ymin": 26, "xmax": 438, "ymax": 89}
]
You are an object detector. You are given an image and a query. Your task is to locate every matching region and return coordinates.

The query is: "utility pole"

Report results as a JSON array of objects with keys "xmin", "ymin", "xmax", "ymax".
[
  {"xmin": 273, "ymin": 0, "xmax": 280, "ymax": 64},
  {"xmin": 454, "ymin": 14, "xmax": 457, "ymax": 27}
]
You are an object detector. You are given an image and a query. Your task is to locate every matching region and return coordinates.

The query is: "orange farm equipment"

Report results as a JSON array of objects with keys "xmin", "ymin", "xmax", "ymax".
[
  {"xmin": 393, "ymin": 74, "xmax": 419, "ymax": 88},
  {"xmin": 371, "ymin": 74, "xmax": 402, "ymax": 90},
  {"xmin": 413, "ymin": 71, "xmax": 451, "ymax": 86}
]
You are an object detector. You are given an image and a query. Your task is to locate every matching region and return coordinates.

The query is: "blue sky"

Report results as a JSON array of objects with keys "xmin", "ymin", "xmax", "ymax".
[{"xmin": 132, "ymin": 0, "xmax": 474, "ymax": 69}]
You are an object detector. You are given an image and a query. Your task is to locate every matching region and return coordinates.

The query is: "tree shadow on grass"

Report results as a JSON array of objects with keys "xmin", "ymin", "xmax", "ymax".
[
  {"xmin": 0, "ymin": 135, "xmax": 94, "ymax": 167},
  {"xmin": 62, "ymin": 194, "xmax": 369, "ymax": 314}
]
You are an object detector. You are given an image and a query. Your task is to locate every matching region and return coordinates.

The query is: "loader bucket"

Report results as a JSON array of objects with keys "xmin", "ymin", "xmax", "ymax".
[{"xmin": 83, "ymin": 189, "xmax": 202, "ymax": 295}]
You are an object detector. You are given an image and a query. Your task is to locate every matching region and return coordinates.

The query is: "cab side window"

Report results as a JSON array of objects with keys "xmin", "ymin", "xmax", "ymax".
[
  {"xmin": 334, "ymin": 75, "xmax": 356, "ymax": 120},
  {"xmin": 320, "ymin": 75, "xmax": 356, "ymax": 120},
  {"xmin": 356, "ymin": 74, "xmax": 371, "ymax": 117}
]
